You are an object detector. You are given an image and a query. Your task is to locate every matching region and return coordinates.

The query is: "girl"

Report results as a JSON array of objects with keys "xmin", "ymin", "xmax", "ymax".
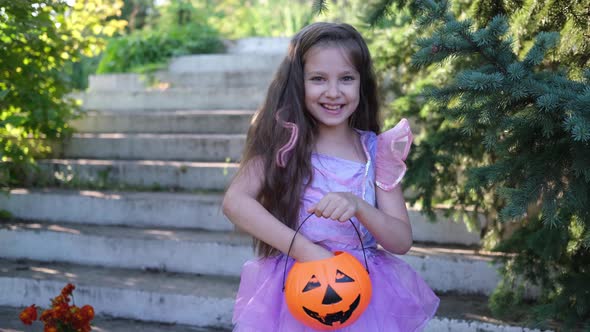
[{"xmin": 222, "ymin": 22, "xmax": 439, "ymax": 331}]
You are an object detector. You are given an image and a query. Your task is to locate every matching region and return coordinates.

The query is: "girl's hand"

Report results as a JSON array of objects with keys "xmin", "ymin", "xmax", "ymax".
[{"xmin": 307, "ymin": 192, "xmax": 359, "ymax": 222}]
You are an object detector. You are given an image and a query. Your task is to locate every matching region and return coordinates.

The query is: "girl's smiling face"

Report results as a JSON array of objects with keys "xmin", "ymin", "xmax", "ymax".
[{"xmin": 304, "ymin": 46, "xmax": 360, "ymax": 132}]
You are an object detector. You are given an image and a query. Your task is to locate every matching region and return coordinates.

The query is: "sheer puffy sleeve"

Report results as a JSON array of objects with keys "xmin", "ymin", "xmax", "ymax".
[{"xmin": 375, "ymin": 118, "xmax": 413, "ymax": 191}]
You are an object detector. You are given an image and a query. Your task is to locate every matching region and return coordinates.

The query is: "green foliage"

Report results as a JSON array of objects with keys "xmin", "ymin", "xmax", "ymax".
[
  {"xmin": 97, "ymin": 0, "xmax": 347, "ymax": 74},
  {"xmin": 64, "ymin": 55, "xmax": 102, "ymax": 90},
  {"xmin": 96, "ymin": 1, "xmax": 224, "ymax": 74},
  {"xmin": 363, "ymin": 0, "xmax": 486, "ymax": 228},
  {"xmin": 0, "ymin": 209, "xmax": 12, "ymax": 219},
  {"xmin": 0, "ymin": 0, "xmax": 125, "ymax": 188},
  {"xmin": 491, "ymin": 216, "xmax": 590, "ymax": 329},
  {"xmin": 488, "ymin": 279, "xmax": 529, "ymax": 322},
  {"xmin": 312, "ymin": 0, "xmax": 329, "ymax": 16},
  {"xmin": 206, "ymin": 0, "xmax": 315, "ymax": 38},
  {"xmin": 469, "ymin": 0, "xmax": 590, "ymax": 78},
  {"xmin": 401, "ymin": 0, "xmax": 590, "ymax": 327},
  {"xmin": 96, "ymin": 23, "xmax": 223, "ymax": 74},
  {"xmin": 120, "ymin": 0, "xmax": 156, "ymax": 32}
]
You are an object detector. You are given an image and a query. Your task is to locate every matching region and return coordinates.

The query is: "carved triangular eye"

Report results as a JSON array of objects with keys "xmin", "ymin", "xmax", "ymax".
[
  {"xmin": 335, "ymin": 269, "xmax": 355, "ymax": 283},
  {"xmin": 302, "ymin": 275, "xmax": 321, "ymax": 292}
]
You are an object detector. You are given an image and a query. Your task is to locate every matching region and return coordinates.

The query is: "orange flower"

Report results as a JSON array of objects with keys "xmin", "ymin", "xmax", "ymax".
[
  {"xmin": 40, "ymin": 308, "xmax": 53, "ymax": 322},
  {"xmin": 19, "ymin": 304, "xmax": 37, "ymax": 325},
  {"xmin": 51, "ymin": 294, "xmax": 68, "ymax": 306},
  {"xmin": 61, "ymin": 283, "xmax": 75, "ymax": 297},
  {"xmin": 44, "ymin": 324, "xmax": 58, "ymax": 332},
  {"xmin": 71, "ymin": 306, "xmax": 84, "ymax": 328},
  {"xmin": 80, "ymin": 325, "xmax": 92, "ymax": 332},
  {"xmin": 20, "ymin": 283, "xmax": 94, "ymax": 331},
  {"xmin": 80, "ymin": 305, "xmax": 95, "ymax": 321},
  {"xmin": 50, "ymin": 302, "xmax": 69, "ymax": 322}
]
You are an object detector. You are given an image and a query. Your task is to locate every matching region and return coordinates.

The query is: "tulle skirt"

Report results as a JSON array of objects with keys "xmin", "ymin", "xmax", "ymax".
[{"xmin": 232, "ymin": 248, "xmax": 439, "ymax": 332}]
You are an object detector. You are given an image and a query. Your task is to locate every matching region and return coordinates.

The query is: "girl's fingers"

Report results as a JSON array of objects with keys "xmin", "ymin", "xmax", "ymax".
[
  {"xmin": 312, "ymin": 199, "xmax": 327, "ymax": 217},
  {"xmin": 309, "ymin": 193, "xmax": 357, "ymax": 220},
  {"xmin": 339, "ymin": 208, "xmax": 355, "ymax": 222},
  {"xmin": 321, "ymin": 200, "xmax": 338, "ymax": 218},
  {"xmin": 314, "ymin": 195, "xmax": 336, "ymax": 217},
  {"xmin": 329, "ymin": 205, "xmax": 347, "ymax": 221}
]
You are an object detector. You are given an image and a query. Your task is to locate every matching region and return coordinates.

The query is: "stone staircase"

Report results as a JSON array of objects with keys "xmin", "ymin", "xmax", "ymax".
[{"xmin": 0, "ymin": 38, "xmax": 546, "ymax": 331}]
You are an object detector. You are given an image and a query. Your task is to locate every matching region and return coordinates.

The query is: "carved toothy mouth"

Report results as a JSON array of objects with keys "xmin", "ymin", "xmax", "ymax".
[{"xmin": 302, "ymin": 294, "xmax": 361, "ymax": 326}]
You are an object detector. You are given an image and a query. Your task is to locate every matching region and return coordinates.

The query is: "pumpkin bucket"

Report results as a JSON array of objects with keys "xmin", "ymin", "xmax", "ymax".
[{"xmin": 282, "ymin": 214, "xmax": 372, "ymax": 330}]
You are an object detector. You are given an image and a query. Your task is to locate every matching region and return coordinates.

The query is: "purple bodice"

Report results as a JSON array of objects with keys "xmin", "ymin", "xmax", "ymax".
[{"xmin": 298, "ymin": 130, "xmax": 378, "ymax": 251}]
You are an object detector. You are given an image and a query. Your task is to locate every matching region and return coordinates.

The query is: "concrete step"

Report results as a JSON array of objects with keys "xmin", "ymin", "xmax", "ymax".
[
  {"xmin": 167, "ymin": 54, "xmax": 283, "ymax": 73},
  {"xmin": 74, "ymin": 87, "xmax": 264, "ymax": 111},
  {"xmin": 411, "ymin": 209, "xmax": 482, "ymax": 246},
  {"xmin": 0, "ymin": 219, "xmax": 500, "ymax": 294},
  {"xmin": 156, "ymin": 70, "xmax": 275, "ymax": 89},
  {"xmin": 52, "ymin": 133, "xmax": 245, "ymax": 162},
  {"xmin": 0, "ymin": 189, "xmax": 233, "ymax": 231},
  {"xmin": 0, "ymin": 259, "xmax": 550, "ymax": 331},
  {"xmin": 0, "ymin": 259, "xmax": 237, "ymax": 328},
  {"xmin": 35, "ymin": 159, "xmax": 238, "ymax": 191},
  {"xmin": 87, "ymin": 71, "xmax": 274, "ymax": 91},
  {"xmin": 0, "ymin": 189, "xmax": 480, "ymax": 245},
  {"xmin": 87, "ymin": 68, "xmax": 275, "ymax": 92},
  {"xmin": 0, "ymin": 221, "xmax": 250, "ymax": 277},
  {"xmin": 71, "ymin": 110, "xmax": 254, "ymax": 134},
  {"xmin": 0, "ymin": 306, "xmax": 227, "ymax": 332},
  {"xmin": 225, "ymin": 37, "xmax": 290, "ymax": 54}
]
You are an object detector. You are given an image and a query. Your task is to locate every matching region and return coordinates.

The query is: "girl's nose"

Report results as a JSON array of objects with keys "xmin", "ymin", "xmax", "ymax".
[{"xmin": 324, "ymin": 81, "xmax": 341, "ymax": 98}]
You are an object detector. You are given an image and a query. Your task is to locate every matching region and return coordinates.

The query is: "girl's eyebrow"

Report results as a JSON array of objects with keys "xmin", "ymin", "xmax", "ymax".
[{"xmin": 304, "ymin": 70, "xmax": 359, "ymax": 76}]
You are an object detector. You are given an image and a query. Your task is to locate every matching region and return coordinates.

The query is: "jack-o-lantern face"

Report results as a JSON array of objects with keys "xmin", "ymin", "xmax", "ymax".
[{"xmin": 285, "ymin": 251, "xmax": 372, "ymax": 331}]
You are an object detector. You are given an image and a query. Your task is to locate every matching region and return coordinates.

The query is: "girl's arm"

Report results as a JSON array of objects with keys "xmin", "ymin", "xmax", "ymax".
[
  {"xmin": 222, "ymin": 158, "xmax": 333, "ymax": 262},
  {"xmin": 308, "ymin": 186, "xmax": 412, "ymax": 255},
  {"xmin": 360, "ymin": 185, "xmax": 412, "ymax": 254}
]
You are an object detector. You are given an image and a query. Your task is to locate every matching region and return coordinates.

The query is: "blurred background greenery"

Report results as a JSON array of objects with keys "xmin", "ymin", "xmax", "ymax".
[
  {"xmin": 0, "ymin": 0, "xmax": 368, "ymax": 196},
  {"xmin": 83, "ymin": 0, "xmax": 368, "ymax": 85},
  {"xmin": 62, "ymin": 0, "xmax": 378, "ymax": 88}
]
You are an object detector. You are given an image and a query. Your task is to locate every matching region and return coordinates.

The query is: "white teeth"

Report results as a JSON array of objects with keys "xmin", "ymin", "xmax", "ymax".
[{"xmin": 322, "ymin": 104, "xmax": 342, "ymax": 110}]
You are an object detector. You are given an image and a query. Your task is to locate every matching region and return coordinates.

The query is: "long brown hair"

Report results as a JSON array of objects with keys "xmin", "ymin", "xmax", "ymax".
[{"xmin": 238, "ymin": 22, "xmax": 380, "ymax": 257}]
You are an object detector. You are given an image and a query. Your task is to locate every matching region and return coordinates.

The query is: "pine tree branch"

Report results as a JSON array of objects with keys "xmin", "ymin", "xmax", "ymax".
[
  {"xmin": 437, "ymin": 11, "xmax": 511, "ymax": 76},
  {"xmin": 415, "ymin": 2, "xmax": 510, "ymax": 74},
  {"xmin": 312, "ymin": 0, "xmax": 328, "ymax": 16},
  {"xmin": 366, "ymin": 0, "xmax": 396, "ymax": 25},
  {"xmin": 459, "ymin": 30, "xmax": 508, "ymax": 76},
  {"xmin": 577, "ymin": 52, "xmax": 590, "ymax": 68}
]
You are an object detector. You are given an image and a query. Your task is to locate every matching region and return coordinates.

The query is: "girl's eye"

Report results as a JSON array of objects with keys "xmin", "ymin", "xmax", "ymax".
[
  {"xmin": 342, "ymin": 76, "xmax": 356, "ymax": 81},
  {"xmin": 310, "ymin": 76, "xmax": 324, "ymax": 81}
]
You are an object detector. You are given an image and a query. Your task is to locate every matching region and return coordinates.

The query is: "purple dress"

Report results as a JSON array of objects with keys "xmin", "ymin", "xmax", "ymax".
[{"xmin": 233, "ymin": 129, "xmax": 440, "ymax": 331}]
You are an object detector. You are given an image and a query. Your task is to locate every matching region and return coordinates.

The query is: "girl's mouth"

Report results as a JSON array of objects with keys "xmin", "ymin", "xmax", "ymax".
[{"xmin": 321, "ymin": 103, "xmax": 344, "ymax": 112}]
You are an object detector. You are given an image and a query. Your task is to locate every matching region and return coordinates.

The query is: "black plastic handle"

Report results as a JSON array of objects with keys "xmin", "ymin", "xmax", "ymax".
[{"xmin": 282, "ymin": 212, "xmax": 370, "ymax": 291}]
